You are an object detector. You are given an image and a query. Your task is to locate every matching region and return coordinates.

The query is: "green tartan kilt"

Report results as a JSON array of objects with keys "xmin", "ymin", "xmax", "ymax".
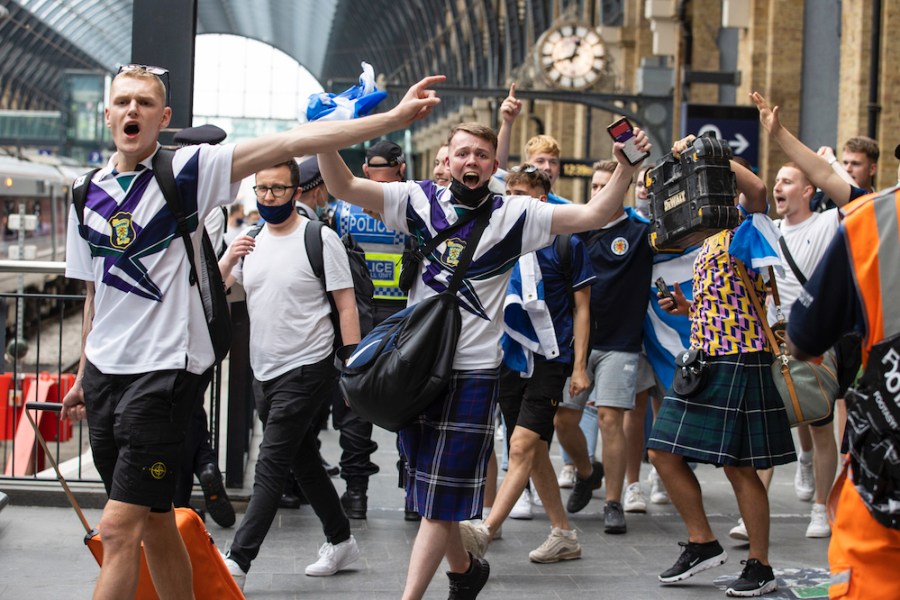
[{"xmin": 647, "ymin": 351, "xmax": 796, "ymax": 468}]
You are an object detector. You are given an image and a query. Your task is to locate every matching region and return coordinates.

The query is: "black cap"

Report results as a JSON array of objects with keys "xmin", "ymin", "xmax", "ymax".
[
  {"xmin": 366, "ymin": 140, "xmax": 405, "ymax": 166},
  {"xmin": 895, "ymin": 143, "xmax": 900, "ymax": 161},
  {"xmin": 297, "ymin": 156, "xmax": 324, "ymax": 192},
  {"xmin": 173, "ymin": 124, "xmax": 227, "ymax": 146}
]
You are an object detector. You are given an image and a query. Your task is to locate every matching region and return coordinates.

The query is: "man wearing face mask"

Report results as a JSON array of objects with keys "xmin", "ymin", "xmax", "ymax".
[{"xmin": 218, "ymin": 159, "xmax": 361, "ymax": 588}]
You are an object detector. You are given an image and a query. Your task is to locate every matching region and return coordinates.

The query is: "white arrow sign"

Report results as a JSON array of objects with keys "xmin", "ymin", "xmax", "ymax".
[{"xmin": 696, "ymin": 124, "xmax": 750, "ymax": 155}]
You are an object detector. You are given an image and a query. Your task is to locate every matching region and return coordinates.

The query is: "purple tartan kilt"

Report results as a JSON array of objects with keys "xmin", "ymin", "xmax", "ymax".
[
  {"xmin": 398, "ymin": 368, "xmax": 499, "ymax": 521},
  {"xmin": 647, "ymin": 351, "xmax": 796, "ymax": 468}
]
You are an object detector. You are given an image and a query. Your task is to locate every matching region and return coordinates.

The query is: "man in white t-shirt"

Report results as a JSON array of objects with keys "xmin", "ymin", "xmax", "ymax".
[
  {"xmin": 218, "ymin": 159, "xmax": 360, "ymax": 588},
  {"xmin": 318, "ymin": 121, "xmax": 650, "ymax": 599},
  {"xmin": 60, "ymin": 66, "xmax": 443, "ymax": 599}
]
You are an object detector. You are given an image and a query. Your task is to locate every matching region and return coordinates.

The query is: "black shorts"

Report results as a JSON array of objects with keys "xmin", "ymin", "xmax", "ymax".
[
  {"xmin": 83, "ymin": 361, "xmax": 203, "ymax": 512},
  {"xmin": 497, "ymin": 361, "xmax": 569, "ymax": 445}
]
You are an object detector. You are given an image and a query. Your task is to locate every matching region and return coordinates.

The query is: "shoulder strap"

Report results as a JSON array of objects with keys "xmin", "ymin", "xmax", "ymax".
[
  {"xmin": 304, "ymin": 219, "xmax": 327, "ymax": 282},
  {"xmin": 778, "ymin": 236, "xmax": 808, "ymax": 285},
  {"xmin": 416, "ymin": 198, "xmax": 492, "ymax": 258},
  {"xmin": 72, "ymin": 168, "xmax": 101, "ymax": 226},
  {"xmin": 554, "ymin": 234, "xmax": 575, "ymax": 309},
  {"xmin": 152, "ymin": 148, "xmax": 199, "ymax": 286}
]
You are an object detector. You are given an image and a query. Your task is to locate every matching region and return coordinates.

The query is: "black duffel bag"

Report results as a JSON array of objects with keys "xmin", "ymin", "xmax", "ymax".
[{"xmin": 336, "ymin": 200, "xmax": 491, "ymax": 431}]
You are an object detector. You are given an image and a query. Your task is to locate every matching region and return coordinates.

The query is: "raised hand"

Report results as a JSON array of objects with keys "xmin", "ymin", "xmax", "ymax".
[
  {"xmin": 500, "ymin": 83, "xmax": 522, "ymax": 124},
  {"xmin": 391, "ymin": 75, "xmax": 445, "ymax": 126},
  {"xmin": 612, "ymin": 126, "xmax": 651, "ymax": 169},
  {"xmin": 671, "ymin": 134, "xmax": 697, "ymax": 159},
  {"xmin": 750, "ymin": 91, "xmax": 782, "ymax": 134}
]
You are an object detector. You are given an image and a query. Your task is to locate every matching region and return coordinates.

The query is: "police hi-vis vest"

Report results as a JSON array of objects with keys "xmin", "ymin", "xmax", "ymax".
[
  {"xmin": 843, "ymin": 185, "xmax": 900, "ymax": 530},
  {"xmin": 333, "ymin": 200, "xmax": 407, "ymax": 301}
]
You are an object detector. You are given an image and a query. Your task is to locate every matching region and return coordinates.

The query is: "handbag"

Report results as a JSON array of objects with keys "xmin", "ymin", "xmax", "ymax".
[
  {"xmin": 335, "ymin": 202, "xmax": 492, "ymax": 431},
  {"xmin": 735, "ymin": 260, "xmax": 838, "ymax": 426},
  {"xmin": 672, "ymin": 347, "xmax": 709, "ymax": 397}
]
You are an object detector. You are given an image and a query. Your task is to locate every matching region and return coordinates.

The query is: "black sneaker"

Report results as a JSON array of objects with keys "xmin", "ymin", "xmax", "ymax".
[
  {"xmin": 341, "ymin": 487, "xmax": 368, "ymax": 519},
  {"xmin": 725, "ymin": 559, "xmax": 777, "ymax": 597},
  {"xmin": 566, "ymin": 461, "xmax": 604, "ymax": 513},
  {"xmin": 447, "ymin": 553, "xmax": 490, "ymax": 599},
  {"xmin": 603, "ymin": 500, "xmax": 627, "ymax": 534},
  {"xmin": 658, "ymin": 540, "xmax": 727, "ymax": 583},
  {"xmin": 198, "ymin": 463, "xmax": 236, "ymax": 528}
]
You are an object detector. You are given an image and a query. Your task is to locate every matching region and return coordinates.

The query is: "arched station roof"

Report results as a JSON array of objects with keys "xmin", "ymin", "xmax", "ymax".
[{"xmin": 1, "ymin": 0, "xmax": 594, "ymax": 115}]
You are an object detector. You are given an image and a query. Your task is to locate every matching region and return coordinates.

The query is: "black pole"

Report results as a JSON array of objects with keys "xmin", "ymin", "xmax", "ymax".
[{"xmin": 867, "ymin": 0, "xmax": 881, "ymax": 140}]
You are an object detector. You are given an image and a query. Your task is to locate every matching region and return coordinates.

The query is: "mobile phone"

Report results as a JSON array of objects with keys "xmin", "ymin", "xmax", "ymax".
[
  {"xmin": 607, "ymin": 117, "xmax": 650, "ymax": 166},
  {"xmin": 655, "ymin": 277, "xmax": 675, "ymax": 305}
]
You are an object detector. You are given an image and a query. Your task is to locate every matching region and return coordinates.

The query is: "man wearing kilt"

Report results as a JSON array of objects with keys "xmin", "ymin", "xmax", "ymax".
[{"xmin": 646, "ymin": 135, "xmax": 795, "ymax": 598}]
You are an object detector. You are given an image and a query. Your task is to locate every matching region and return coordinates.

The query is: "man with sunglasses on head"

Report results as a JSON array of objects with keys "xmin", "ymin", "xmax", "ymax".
[{"xmin": 60, "ymin": 63, "xmax": 442, "ymax": 599}]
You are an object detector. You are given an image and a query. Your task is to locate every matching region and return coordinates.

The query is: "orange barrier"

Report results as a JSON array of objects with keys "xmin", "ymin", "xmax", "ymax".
[{"xmin": 3, "ymin": 373, "xmax": 75, "ymax": 475}]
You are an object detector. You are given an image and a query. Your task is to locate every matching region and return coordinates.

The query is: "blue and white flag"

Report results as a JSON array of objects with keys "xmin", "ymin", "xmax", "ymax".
[
  {"xmin": 643, "ymin": 248, "xmax": 699, "ymax": 390},
  {"xmin": 500, "ymin": 253, "xmax": 559, "ymax": 377},
  {"xmin": 728, "ymin": 212, "xmax": 784, "ymax": 281},
  {"xmin": 299, "ymin": 62, "xmax": 388, "ymax": 122}
]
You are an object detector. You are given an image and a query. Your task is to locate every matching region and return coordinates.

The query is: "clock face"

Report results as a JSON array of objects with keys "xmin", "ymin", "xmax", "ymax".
[{"xmin": 538, "ymin": 24, "xmax": 606, "ymax": 90}]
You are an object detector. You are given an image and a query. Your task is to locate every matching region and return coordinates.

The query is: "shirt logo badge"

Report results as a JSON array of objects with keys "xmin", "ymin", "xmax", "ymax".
[
  {"xmin": 611, "ymin": 236, "xmax": 629, "ymax": 255},
  {"xmin": 443, "ymin": 238, "xmax": 465, "ymax": 267},
  {"xmin": 109, "ymin": 212, "xmax": 135, "ymax": 249}
]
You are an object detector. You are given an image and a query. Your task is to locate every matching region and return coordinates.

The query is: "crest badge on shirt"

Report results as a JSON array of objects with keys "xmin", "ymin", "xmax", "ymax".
[
  {"xmin": 443, "ymin": 238, "xmax": 465, "ymax": 267},
  {"xmin": 610, "ymin": 236, "xmax": 629, "ymax": 256},
  {"xmin": 110, "ymin": 212, "xmax": 135, "ymax": 249}
]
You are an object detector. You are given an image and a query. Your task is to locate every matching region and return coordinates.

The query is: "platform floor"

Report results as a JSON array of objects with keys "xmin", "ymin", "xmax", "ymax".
[{"xmin": 0, "ymin": 423, "xmax": 832, "ymax": 599}]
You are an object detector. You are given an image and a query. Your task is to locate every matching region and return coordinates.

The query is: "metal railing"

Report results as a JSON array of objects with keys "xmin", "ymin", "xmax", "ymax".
[{"xmin": 0, "ymin": 260, "xmax": 251, "ymax": 493}]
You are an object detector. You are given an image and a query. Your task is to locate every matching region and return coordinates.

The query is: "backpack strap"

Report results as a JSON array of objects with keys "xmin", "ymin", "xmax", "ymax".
[
  {"xmin": 554, "ymin": 233, "xmax": 575, "ymax": 311},
  {"xmin": 152, "ymin": 148, "xmax": 200, "ymax": 287},
  {"xmin": 71, "ymin": 168, "xmax": 101, "ymax": 227},
  {"xmin": 304, "ymin": 219, "xmax": 327, "ymax": 282}
]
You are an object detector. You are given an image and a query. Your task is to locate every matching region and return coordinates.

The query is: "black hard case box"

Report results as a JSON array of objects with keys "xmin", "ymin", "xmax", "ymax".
[{"xmin": 646, "ymin": 134, "xmax": 740, "ymax": 252}]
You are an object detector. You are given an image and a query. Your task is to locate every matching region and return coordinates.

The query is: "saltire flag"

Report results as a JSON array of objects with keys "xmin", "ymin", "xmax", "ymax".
[
  {"xmin": 299, "ymin": 62, "xmax": 388, "ymax": 122},
  {"xmin": 728, "ymin": 212, "xmax": 784, "ymax": 282}
]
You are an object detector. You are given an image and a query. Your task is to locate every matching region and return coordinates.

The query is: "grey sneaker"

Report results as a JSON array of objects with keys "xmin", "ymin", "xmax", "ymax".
[
  {"xmin": 603, "ymin": 500, "xmax": 627, "ymax": 534},
  {"xmin": 459, "ymin": 520, "xmax": 491, "ymax": 559},
  {"xmin": 528, "ymin": 528, "xmax": 582, "ymax": 563}
]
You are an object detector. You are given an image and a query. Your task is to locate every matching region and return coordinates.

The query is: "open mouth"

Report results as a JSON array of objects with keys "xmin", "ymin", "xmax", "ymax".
[
  {"xmin": 462, "ymin": 172, "xmax": 479, "ymax": 185},
  {"xmin": 124, "ymin": 123, "xmax": 140, "ymax": 136}
]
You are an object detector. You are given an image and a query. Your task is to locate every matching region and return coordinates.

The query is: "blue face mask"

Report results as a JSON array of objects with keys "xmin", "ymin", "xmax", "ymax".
[{"xmin": 256, "ymin": 199, "xmax": 295, "ymax": 225}]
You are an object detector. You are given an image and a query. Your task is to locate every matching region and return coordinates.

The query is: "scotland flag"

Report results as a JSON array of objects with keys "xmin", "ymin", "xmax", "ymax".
[
  {"xmin": 299, "ymin": 62, "xmax": 388, "ymax": 122},
  {"xmin": 728, "ymin": 212, "xmax": 784, "ymax": 281}
]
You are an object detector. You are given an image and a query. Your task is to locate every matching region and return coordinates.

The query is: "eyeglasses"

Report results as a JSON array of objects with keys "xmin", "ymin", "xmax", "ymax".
[
  {"xmin": 116, "ymin": 64, "xmax": 170, "ymax": 105},
  {"xmin": 253, "ymin": 185, "xmax": 296, "ymax": 198}
]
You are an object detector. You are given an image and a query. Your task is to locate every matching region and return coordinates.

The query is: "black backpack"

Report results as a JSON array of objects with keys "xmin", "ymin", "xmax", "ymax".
[
  {"xmin": 304, "ymin": 220, "xmax": 376, "ymax": 346},
  {"xmin": 71, "ymin": 149, "xmax": 232, "ymax": 364}
]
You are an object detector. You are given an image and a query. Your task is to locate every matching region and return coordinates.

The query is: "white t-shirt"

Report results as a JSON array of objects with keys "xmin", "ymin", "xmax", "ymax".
[
  {"xmin": 769, "ymin": 209, "xmax": 841, "ymax": 323},
  {"xmin": 381, "ymin": 180, "xmax": 555, "ymax": 370},
  {"xmin": 65, "ymin": 144, "xmax": 239, "ymax": 375},
  {"xmin": 233, "ymin": 219, "xmax": 353, "ymax": 381}
]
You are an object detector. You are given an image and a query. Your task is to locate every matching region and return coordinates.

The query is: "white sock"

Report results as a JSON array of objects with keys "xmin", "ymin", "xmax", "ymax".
[{"xmin": 799, "ymin": 450, "xmax": 813, "ymax": 464}]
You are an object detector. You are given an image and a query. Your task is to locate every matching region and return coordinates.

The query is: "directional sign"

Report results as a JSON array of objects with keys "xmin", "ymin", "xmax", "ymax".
[{"xmin": 683, "ymin": 104, "xmax": 760, "ymax": 171}]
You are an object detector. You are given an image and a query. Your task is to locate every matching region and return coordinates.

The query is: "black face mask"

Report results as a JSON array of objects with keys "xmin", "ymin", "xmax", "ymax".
[{"xmin": 449, "ymin": 178, "xmax": 492, "ymax": 207}]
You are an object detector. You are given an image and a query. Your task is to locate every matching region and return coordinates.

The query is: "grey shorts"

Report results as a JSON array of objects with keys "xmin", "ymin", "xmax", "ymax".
[
  {"xmin": 562, "ymin": 349, "xmax": 639, "ymax": 411},
  {"xmin": 635, "ymin": 352, "xmax": 665, "ymax": 399}
]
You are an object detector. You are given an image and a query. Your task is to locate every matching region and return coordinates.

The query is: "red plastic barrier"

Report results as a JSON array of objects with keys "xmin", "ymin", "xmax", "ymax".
[
  {"xmin": 3, "ymin": 373, "xmax": 75, "ymax": 475},
  {"xmin": 0, "ymin": 373, "xmax": 15, "ymax": 440}
]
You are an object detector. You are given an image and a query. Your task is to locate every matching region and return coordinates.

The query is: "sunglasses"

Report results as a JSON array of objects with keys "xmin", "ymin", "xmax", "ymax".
[
  {"xmin": 116, "ymin": 64, "xmax": 171, "ymax": 105},
  {"xmin": 511, "ymin": 164, "xmax": 540, "ymax": 174}
]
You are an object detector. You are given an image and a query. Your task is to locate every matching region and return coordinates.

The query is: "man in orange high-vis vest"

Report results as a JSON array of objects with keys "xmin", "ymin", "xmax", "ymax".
[{"xmin": 786, "ymin": 179, "xmax": 900, "ymax": 600}]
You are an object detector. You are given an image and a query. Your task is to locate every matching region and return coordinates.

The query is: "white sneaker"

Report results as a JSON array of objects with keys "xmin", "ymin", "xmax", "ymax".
[
  {"xmin": 558, "ymin": 464, "xmax": 576, "ymax": 489},
  {"xmin": 304, "ymin": 535, "xmax": 360, "ymax": 576},
  {"xmin": 510, "ymin": 488, "xmax": 534, "ymax": 520},
  {"xmin": 623, "ymin": 482, "xmax": 647, "ymax": 513},
  {"xmin": 806, "ymin": 503, "xmax": 831, "ymax": 538},
  {"xmin": 220, "ymin": 551, "xmax": 246, "ymax": 591},
  {"xmin": 648, "ymin": 468, "xmax": 670, "ymax": 504},
  {"xmin": 729, "ymin": 518, "xmax": 749, "ymax": 541},
  {"xmin": 528, "ymin": 528, "xmax": 582, "ymax": 563},
  {"xmin": 795, "ymin": 459, "xmax": 815, "ymax": 501}
]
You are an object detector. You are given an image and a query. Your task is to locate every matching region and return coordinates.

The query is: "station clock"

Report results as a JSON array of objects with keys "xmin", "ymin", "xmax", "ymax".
[{"xmin": 536, "ymin": 22, "xmax": 606, "ymax": 90}]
